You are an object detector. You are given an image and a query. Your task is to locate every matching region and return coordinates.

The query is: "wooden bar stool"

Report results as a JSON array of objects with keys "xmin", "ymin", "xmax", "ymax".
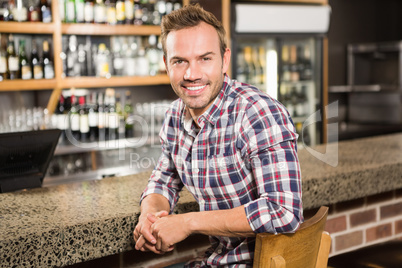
[{"xmin": 253, "ymin": 206, "xmax": 331, "ymax": 268}]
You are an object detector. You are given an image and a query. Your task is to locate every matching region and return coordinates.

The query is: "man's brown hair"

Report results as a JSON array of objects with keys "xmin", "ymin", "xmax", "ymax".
[{"xmin": 161, "ymin": 4, "xmax": 227, "ymax": 59}]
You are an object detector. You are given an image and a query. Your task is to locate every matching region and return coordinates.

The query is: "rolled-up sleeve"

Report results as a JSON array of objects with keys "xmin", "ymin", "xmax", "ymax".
[{"xmin": 239, "ymin": 99, "xmax": 303, "ymax": 234}]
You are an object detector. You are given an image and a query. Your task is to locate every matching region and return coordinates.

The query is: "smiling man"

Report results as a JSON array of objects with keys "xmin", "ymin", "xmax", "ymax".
[{"xmin": 133, "ymin": 4, "xmax": 303, "ymax": 267}]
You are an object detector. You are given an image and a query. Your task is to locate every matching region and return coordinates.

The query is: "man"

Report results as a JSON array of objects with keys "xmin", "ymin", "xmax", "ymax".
[{"xmin": 133, "ymin": 4, "xmax": 303, "ymax": 267}]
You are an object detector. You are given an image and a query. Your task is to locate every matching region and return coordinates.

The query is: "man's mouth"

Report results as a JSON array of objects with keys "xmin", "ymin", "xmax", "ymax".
[{"xmin": 186, "ymin": 85, "xmax": 206, "ymax": 91}]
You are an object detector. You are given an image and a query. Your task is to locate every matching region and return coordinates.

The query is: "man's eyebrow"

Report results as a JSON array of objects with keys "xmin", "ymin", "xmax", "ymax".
[
  {"xmin": 169, "ymin": 51, "xmax": 216, "ymax": 62},
  {"xmin": 200, "ymin": 51, "xmax": 215, "ymax": 58}
]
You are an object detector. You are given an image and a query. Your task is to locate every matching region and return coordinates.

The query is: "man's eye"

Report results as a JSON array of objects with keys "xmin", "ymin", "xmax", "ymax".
[
  {"xmin": 174, "ymin": 60, "xmax": 184, "ymax": 65},
  {"xmin": 202, "ymin": 57, "xmax": 211, "ymax": 61}
]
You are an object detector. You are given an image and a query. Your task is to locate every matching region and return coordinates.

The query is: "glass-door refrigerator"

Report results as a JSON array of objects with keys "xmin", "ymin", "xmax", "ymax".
[{"xmin": 231, "ymin": 2, "xmax": 331, "ymax": 147}]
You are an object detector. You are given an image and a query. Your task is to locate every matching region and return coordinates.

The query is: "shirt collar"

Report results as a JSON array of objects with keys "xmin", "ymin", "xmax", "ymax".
[{"xmin": 199, "ymin": 74, "xmax": 233, "ymax": 126}]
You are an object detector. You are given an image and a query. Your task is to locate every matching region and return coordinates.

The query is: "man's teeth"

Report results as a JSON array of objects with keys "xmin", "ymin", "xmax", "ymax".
[{"xmin": 187, "ymin": 85, "xmax": 205, "ymax": 91}]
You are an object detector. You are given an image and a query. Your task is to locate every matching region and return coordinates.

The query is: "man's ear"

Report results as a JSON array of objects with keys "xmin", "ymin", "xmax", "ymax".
[
  {"xmin": 222, "ymin": 48, "xmax": 231, "ymax": 74},
  {"xmin": 163, "ymin": 55, "xmax": 169, "ymax": 74}
]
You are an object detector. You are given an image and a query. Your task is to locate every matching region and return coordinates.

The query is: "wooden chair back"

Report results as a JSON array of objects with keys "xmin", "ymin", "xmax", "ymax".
[{"xmin": 253, "ymin": 206, "xmax": 331, "ymax": 268}]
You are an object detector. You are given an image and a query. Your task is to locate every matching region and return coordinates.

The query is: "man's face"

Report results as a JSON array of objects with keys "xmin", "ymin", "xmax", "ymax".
[{"xmin": 164, "ymin": 22, "xmax": 231, "ymax": 118}]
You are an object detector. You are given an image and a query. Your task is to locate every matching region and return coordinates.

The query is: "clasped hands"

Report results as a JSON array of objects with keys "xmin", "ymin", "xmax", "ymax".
[{"xmin": 133, "ymin": 210, "xmax": 190, "ymax": 254}]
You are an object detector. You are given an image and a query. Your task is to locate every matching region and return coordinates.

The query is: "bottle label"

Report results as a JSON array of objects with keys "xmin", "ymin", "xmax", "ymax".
[
  {"xmin": 113, "ymin": 57, "xmax": 124, "ymax": 70},
  {"xmin": 89, "ymin": 112, "xmax": 98, "ymax": 127},
  {"xmin": 70, "ymin": 113, "xmax": 80, "ymax": 131},
  {"xmin": 80, "ymin": 114, "xmax": 90, "ymax": 133},
  {"xmin": 125, "ymin": 58, "xmax": 136, "ymax": 76},
  {"xmin": 33, "ymin": 65, "xmax": 44, "ymax": 79},
  {"xmin": 30, "ymin": 10, "xmax": 40, "ymax": 21},
  {"xmin": 8, "ymin": 57, "xmax": 19, "ymax": 71},
  {"xmin": 108, "ymin": 112, "xmax": 119, "ymax": 129},
  {"xmin": 42, "ymin": 9, "xmax": 52, "ymax": 23},
  {"xmin": 0, "ymin": 57, "xmax": 6, "ymax": 73},
  {"xmin": 21, "ymin": 65, "xmax": 32, "ymax": 80},
  {"xmin": 58, "ymin": 114, "xmax": 68, "ymax": 130},
  {"xmin": 44, "ymin": 64, "xmax": 55, "ymax": 79},
  {"xmin": 107, "ymin": 7, "xmax": 117, "ymax": 24},
  {"xmin": 98, "ymin": 111, "xmax": 105, "ymax": 127}
]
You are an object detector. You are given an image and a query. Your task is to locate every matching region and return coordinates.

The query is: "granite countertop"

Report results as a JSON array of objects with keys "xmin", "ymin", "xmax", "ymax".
[{"xmin": 1, "ymin": 133, "xmax": 401, "ymax": 267}]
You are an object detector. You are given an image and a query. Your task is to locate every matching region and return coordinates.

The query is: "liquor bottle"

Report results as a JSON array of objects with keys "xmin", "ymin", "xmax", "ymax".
[
  {"xmin": 258, "ymin": 46, "xmax": 266, "ymax": 86},
  {"xmin": 88, "ymin": 92, "xmax": 99, "ymax": 141},
  {"xmin": 123, "ymin": 37, "xmax": 136, "ymax": 76},
  {"xmin": 155, "ymin": 0, "xmax": 166, "ymax": 24},
  {"xmin": 124, "ymin": 90, "xmax": 134, "ymax": 137},
  {"xmin": 165, "ymin": 0, "xmax": 173, "ymax": 15},
  {"xmin": 43, "ymin": 40, "xmax": 55, "ymax": 79},
  {"xmin": 146, "ymin": 35, "xmax": 159, "ymax": 76},
  {"xmin": 65, "ymin": 0, "xmax": 76, "ymax": 23},
  {"xmin": 0, "ymin": 34, "xmax": 7, "ymax": 81},
  {"xmin": 59, "ymin": 0, "xmax": 65, "ymax": 22},
  {"xmin": 157, "ymin": 36, "xmax": 165, "ymax": 74},
  {"xmin": 19, "ymin": 39, "xmax": 32, "ymax": 80},
  {"xmin": 112, "ymin": 37, "xmax": 124, "ymax": 76},
  {"xmin": 116, "ymin": 0, "xmax": 125, "ymax": 24},
  {"xmin": 96, "ymin": 43, "xmax": 111, "ymax": 78},
  {"xmin": 55, "ymin": 94, "xmax": 68, "ymax": 145},
  {"xmin": 115, "ymin": 92, "xmax": 125, "ymax": 139},
  {"xmin": 236, "ymin": 50, "xmax": 247, "ymax": 83},
  {"xmin": 77, "ymin": 43, "xmax": 88, "ymax": 76},
  {"xmin": 105, "ymin": 0, "xmax": 117, "ymax": 25},
  {"xmin": 94, "ymin": 0, "xmax": 106, "ymax": 24},
  {"xmin": 172, "ymin": 0, "xmax": 181, "ymax": 11},
  {"xmin": 40, "ymin": 0, "xmax": 52, "ymax": 23},
  {"xmin": 76, "ymin": 0, "xmax": 85, "ymax": 23},
  {"xmin": 31, "ymin": 39, "xmax": 44, "ymax": 79},
  {"xmin": 67, "ymin": 35, "xmax": 79, "ymax": 77},
  {"xmin": 14, "ymin": 0, "xmax": 28, "ymax": 22},
  {"xmin": 124, "ymin": 0, "xmax": 134, "ymax": 24},
  {"xmin": 84, "ymin": 0, "xmax": 94, "ymax": 23},
  {"xmin": 97, "ymin": 92, "xmax": 106, "ymax": 141},
  {"xmin": 70, "ymin": 94, "xmax": 81, "ymax": 141},
  {"xmin": 251, "ymin": 46, "xmax": 262, "ymax": 86},
  {"xmin": 28, "ymin": 0, "xmax": 40, "ymax": 22},
  {"xmin": 6, "ymin": 34, "xmax": 19, "ymax": 80},
  {"xmin": 300, "ymin": 44, "xmax": 313, "ymax": 81},
  {"xmin": 281, "ymin": 45, "xmax": 291, "ymax": 82},
  {"xmin": 289, "ymin": 45, "xmax": 299, "ymax": 82},
  {"xmin": 3, "ymin": 0, "xmax": 15, "ymax": 21},
  {"xmin": 107, "ymin": 89, "xmax": 118, "ymax": 140},
  {"xmin": 133, "ymin": 1, "xmax": 143, "ymax": 25},
  {"xmin": 243, "ymin": 46, "xmax": 256, "ymax": 85},
  {"xmin": 136, "ymin": 37, "xmax": 149, "ymax": 76},
  {"xmin": 79, "ymin": 95, "xmax": 90, "ymax": 142}
]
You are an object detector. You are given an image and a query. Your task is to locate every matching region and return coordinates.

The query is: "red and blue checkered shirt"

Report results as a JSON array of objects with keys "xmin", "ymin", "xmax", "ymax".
[{"xmin": 141, "ymin": 74, "xmax": 303, "ymax": 267}]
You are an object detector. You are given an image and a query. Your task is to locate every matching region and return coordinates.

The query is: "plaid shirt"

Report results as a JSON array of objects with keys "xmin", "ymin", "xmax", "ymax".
[{"xmin": 141, "ymin": 75, "xmax": 303, "ymax": 267}]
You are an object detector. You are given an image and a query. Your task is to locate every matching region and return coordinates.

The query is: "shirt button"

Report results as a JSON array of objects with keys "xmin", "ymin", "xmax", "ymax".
[{"xmin": 193, "ymin": 168, "xmax": 200, "ymax": 173}]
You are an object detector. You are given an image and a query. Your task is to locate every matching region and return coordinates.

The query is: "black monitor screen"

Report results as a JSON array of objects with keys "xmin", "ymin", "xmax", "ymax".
[{"xmin": 0, "ymin": 129, "xmax": 61, "ymax": 193}]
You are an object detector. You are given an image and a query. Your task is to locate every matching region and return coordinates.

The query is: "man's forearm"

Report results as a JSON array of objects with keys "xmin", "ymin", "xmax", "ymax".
[
  {"xmin": 186, "ymin": 205, "xmax": 255, "ymax": 237},
  {"xmin": 140, "ymin": 193, "xmax": 171, "ymax": 219}
]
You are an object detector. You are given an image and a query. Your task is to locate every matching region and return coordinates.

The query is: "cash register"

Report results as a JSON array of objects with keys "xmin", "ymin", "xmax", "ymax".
[{"xmin": 0, "ymin": 129, "xmax": 61, "ymax": 193}]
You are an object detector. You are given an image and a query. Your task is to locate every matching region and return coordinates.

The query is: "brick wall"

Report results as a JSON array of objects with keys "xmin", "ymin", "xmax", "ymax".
[{"xmin": 316, "ymin": 189, "xmax": 402, "ymax": 257}]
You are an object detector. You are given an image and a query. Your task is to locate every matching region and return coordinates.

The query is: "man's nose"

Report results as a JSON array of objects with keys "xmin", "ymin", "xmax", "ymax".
[{"xmin": 183, "ymin": 62, "xmax": 202, "ymax": 81}]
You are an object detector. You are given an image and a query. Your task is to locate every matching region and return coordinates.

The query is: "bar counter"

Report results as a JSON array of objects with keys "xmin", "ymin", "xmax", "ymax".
[{"xmin": 1, "ymin": 133, "xmax": 401, "ymax": 267}]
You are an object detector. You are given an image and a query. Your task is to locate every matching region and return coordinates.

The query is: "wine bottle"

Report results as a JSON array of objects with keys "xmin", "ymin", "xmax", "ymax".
[
  {"xmin": 146, "ymin": 35, "xmax": 159, "ymax": 76},
  {"xmin": 56, "ymin": 94, "xmax": 68, "ymax": 145},
  {"xmin": 76, "ymin": 0, "xmax": 85, "ymax": 23},
  {"xmin": 84, "ymin": 0, "xmax": 95, "ymax": 23},
  {"xmin": 67, "ymin": 35, "xmax": 79, "ymax": 77},
  {"xmin": 43, "ymin": 40, "xmax": 55, "ymax": 79},
  {"xmin": 105, "ymin": 0, "xmax": 117, "ymax": 25},
  {"xmin": 124, "ymin": 0, "xmax": 134, "ymax": 24},
  {"xmin": 28, "ymin": 0, "xmax": 40, "ymax": 22},
  {"xmin": 107, "ymin": 88, "xmax": 118, "ymax": 140},
  {"xmin": 97, "ymin": 92, "xmax": 106, "ymax": 141},
  {"xmin": 79, "ymin": 95, "xmax": 90, "ymax": 142},
  {"xmin": 7, "ymin": 34, "xmax": 19, "ymax": 80},
  {"xmin": 14, "ymin": 0, "xmax": 28, "ymax": 22},
  {"xmin": 124, "ymin": 90, "xmax": 134, "ymax": 137},
  {"xmin": 0, "ymin": 34, "xmax": 8, "ymax": 81},
  {"xmin": 40, "ymin": 0, "xmax": 52, "ymax": 23},
  {"xmin": 31, "ymin": 39, "xmax": 44, "ymax": 79},
  {"xmin": 19, "ymin": 39, "xmax": 32, "ymax": 80},
  {"xmin": 65, "ymin": 0, "xmax": 76, "ymax": 23},
  {"xmin": 96, "ymin": 43, "xmax": 111, "ymax": 78},
  {"xmin": 88, "ymin": 92, "xmax": 99, "ymax": 141},
  {"xmin": 289, "ymin": 45, "xmax": 299, "ymax": 82},
  {"xmin": 116, "ymin": 0, "xmax": 125, "ymax": 24},
  {"xmin": 70, "ymin": 94, "xmax": 81, "ymax": 141},
  {"xmin": 94, "ymin": 0, "xmax": 106, "ymax": 24}
]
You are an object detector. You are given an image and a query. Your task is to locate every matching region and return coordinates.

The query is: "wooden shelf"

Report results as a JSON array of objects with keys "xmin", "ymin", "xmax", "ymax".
[
  {"xmin": 0, "ymin": 79, "xmax": 57, "ymax": 91},
  {"xmin": 0, "ymin": 21, "xmax": 55, "ymax": 34},
  {"xmin": 61, "ymin": 75, "xmax": 170, "ymax": 89},
  {"xmin": 61, "ymin": 23, "xmax": 161, "ymax": 36}
]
